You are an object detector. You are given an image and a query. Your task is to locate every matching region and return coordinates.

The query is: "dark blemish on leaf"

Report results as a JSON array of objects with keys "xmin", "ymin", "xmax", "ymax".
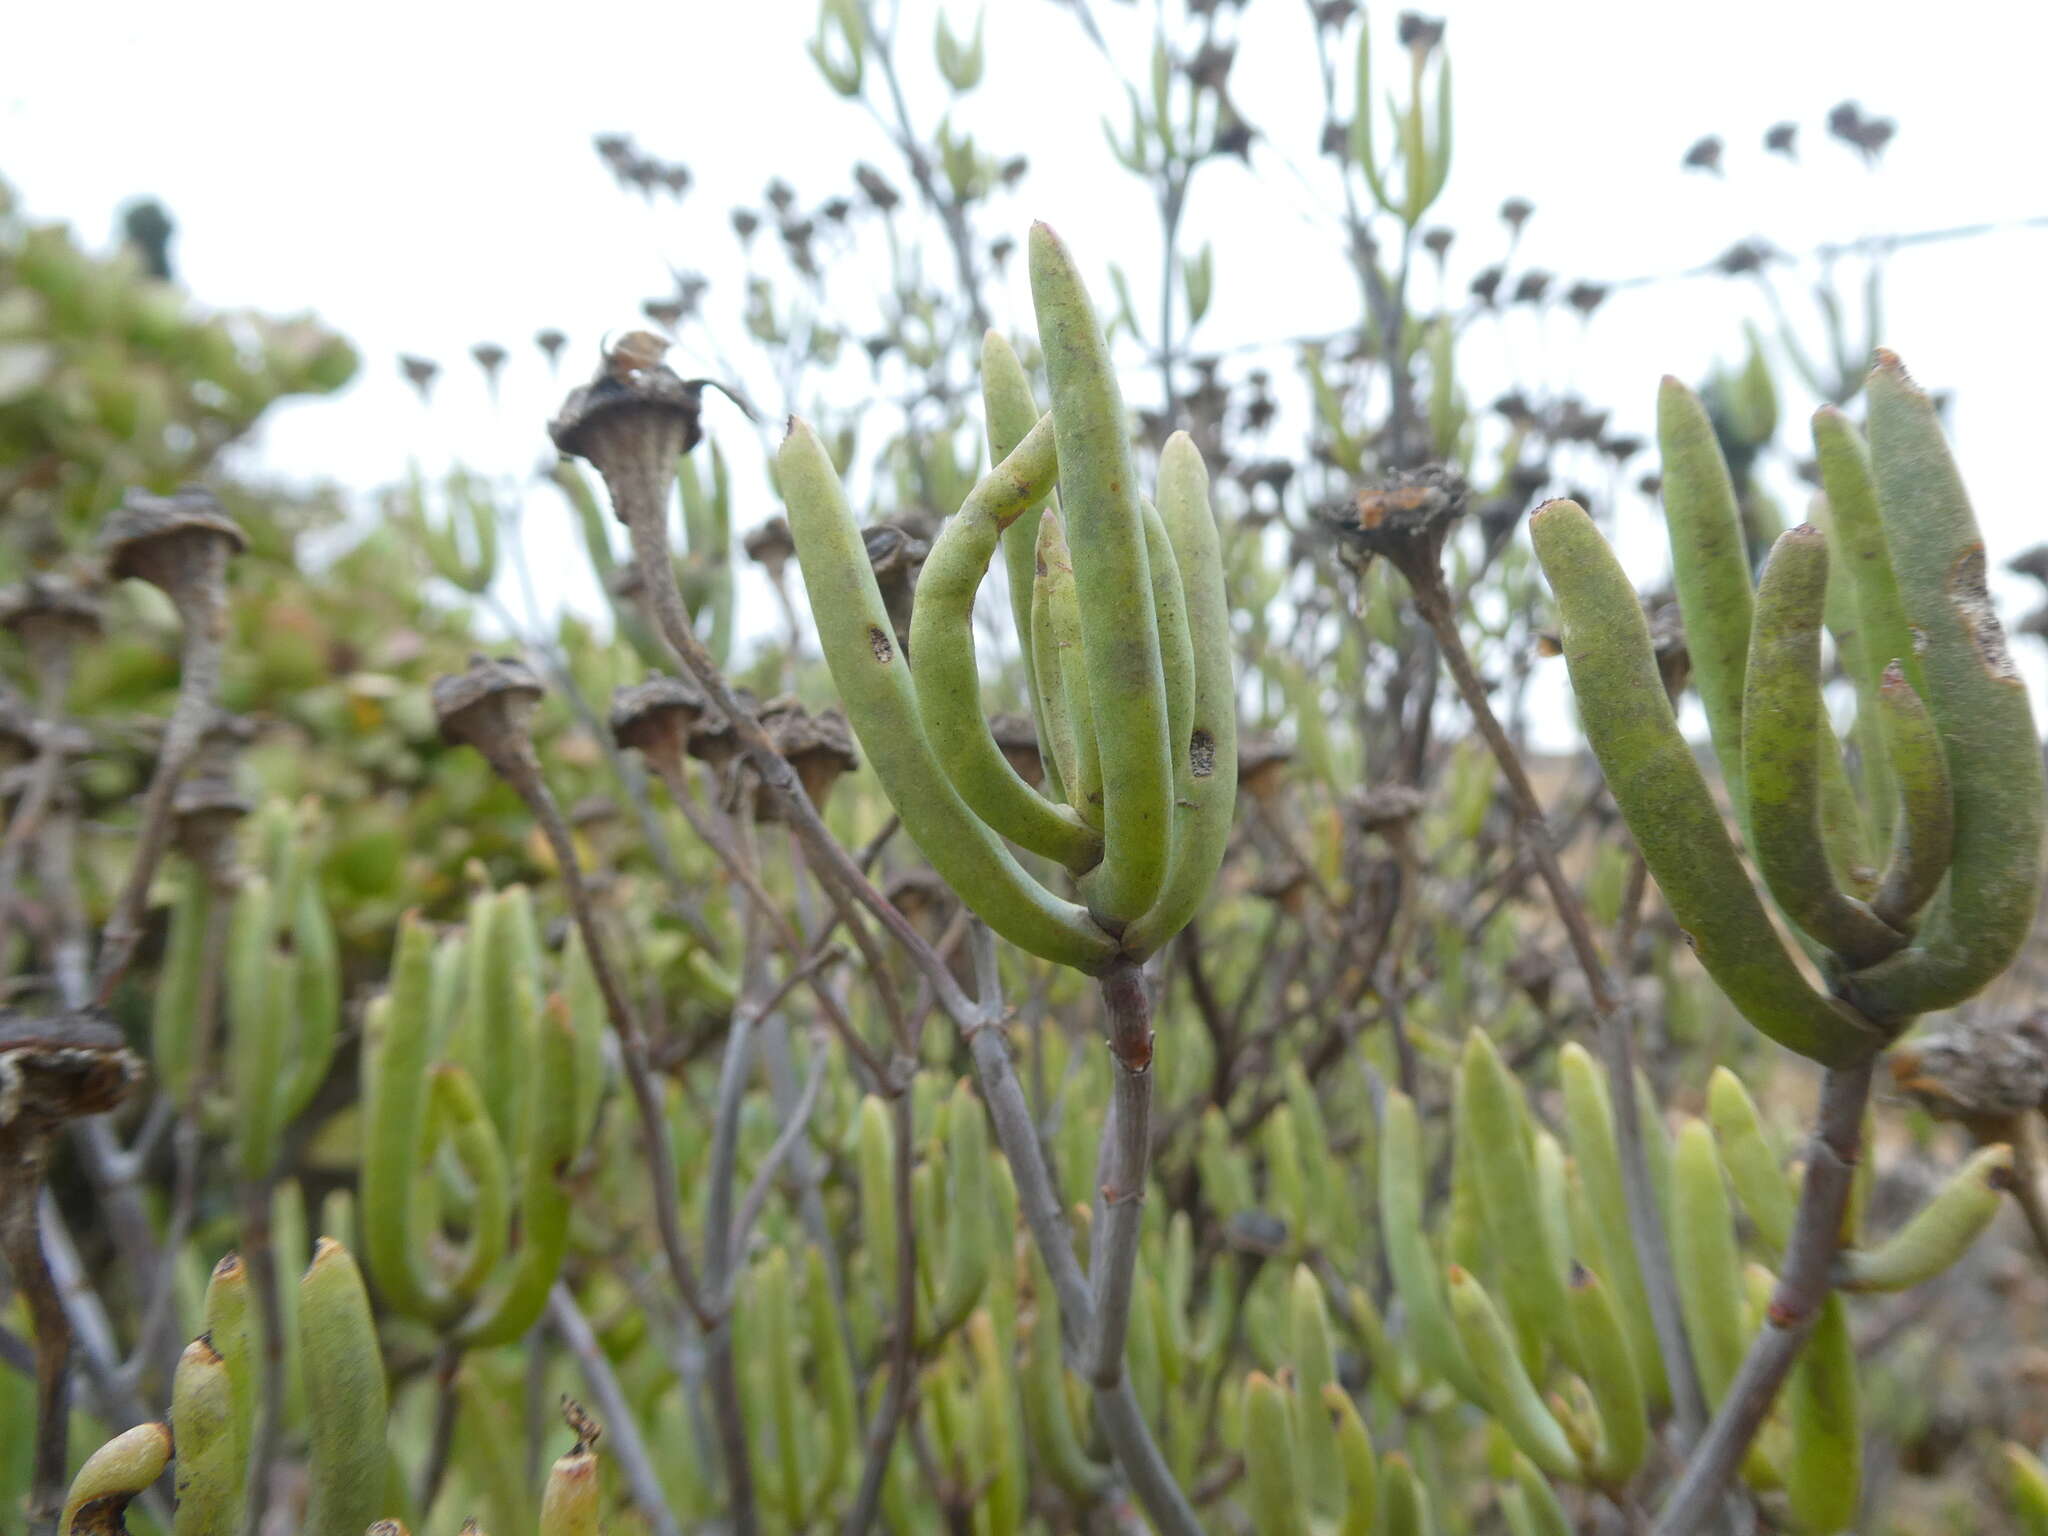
[
  {"xmin": 1189, "ymin": 728, "xmax": 1215, "ymax": 778},
  {"xmin": 1948, "ymin": 545, "xmax": 2019, "ymax": 681},
  {"xmin": 868, "ymin": 625, "xmax": 894, "ymax": 663}
]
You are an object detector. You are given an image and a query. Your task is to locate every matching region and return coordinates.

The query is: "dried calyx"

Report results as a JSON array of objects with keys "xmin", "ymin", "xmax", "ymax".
[
  {"xmin": 170, "ymin": 712, "xmax": 257, "ymax": 878},
  {"xmin": 0, "ymin": 1009, "xmax": 143, "ymax": 1130},
  {"xmin": 609, "ymin": 674, "xmax": 708, "ymax": 766},
  {"xmin": 98, "ymin": 486, "xmax": 246, "ymax": 617},
  {"xmin": 0, "ymin": 576, "xmax": 103, "ymax": 699},
  {"xmin": 747, "ymin": 699, "xmax": 858, "ymax": 820},
  {"xmin": 432, "ymin": 655, "xmax": 547, "ymax": 780},
  {"xmin": 548, "ymin": 331, "xmax": 750, "ymax": 525},
  {"xmin": 1318, "ymin": 464, "xmax": 1470, "ymax": 590}
]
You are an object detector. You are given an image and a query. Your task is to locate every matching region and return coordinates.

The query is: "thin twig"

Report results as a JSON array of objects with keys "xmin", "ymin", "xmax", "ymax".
[
  {"xmin": 1653, "ymin": 1060, "xmax": 1876, "ymax": 1536},
  {"xmin": 1087, "ymin": 959, "xmax": 1154, "ymax": 1389},
  {"xmin": 1410, "ymin": 567, "xmax": 1710, "ymax": 1444},
  {"xmin": 727, "ymin": 1032, "xmax": 832, "ymax": 1275}
]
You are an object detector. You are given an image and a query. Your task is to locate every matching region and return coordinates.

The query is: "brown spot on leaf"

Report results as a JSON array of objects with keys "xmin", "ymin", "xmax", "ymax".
[
  {"xmin": 1948, "ymin": 544, "xmax": 2019, "ymax": 681},
  {"xmin": 1189, "ymin": 728, "xmax": 1216, "ymax": 779},
  {"xmin": 868, "ymin": 625, "xmax": 894, "ymax": 664}
]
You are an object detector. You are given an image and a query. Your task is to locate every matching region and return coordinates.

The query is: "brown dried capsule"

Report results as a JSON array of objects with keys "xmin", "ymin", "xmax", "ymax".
[
  {"xmin": 0, "ymin": 1009, "xmax": 143, "ymax": 1129},
  {"xmin": 686, "ymin": 686, "xmax": 758, "ymax": 777},
  {"xmin": 432, "ymin": 655, "xmax": 546, "ymax": 778},
  {"xmin": 549, "ymin": 334, "xmax": 749, "ymax": 529},
  {"xmin": 609, "ymin": 674, "xmax": 708, "ymax": 764},
  {"xmin": 1236, "ymin": 735, "xmax": 1294, "ymax": 803},
  {"xmin": 749, "ymin": 700, "xmax": 859, "ymax": 820},
  {"xmin": 1350, "ymin": 782, "xmax": 1428, "ymax": 836},
  {"xmin": 862, "ymin": 523, "xmax": 928, "ymax": 657},
  {"xmin": 988, "ymin": 712, "xmax": 1044, "ymax": 788},
  {"xmin": 98, "ymin": 486, "xmax": 245, "ymax": 611},
  {"xmin": 742, "ymin": 516, "xmax": 797, "ymax": 579}
]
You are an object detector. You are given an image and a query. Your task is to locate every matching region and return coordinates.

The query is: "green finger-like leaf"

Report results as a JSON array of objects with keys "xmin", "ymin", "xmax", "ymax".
[
  {"xmin": 1124, "ymin": 432, "xmax": 1237, "ymax": 959},
  {"xmin": 362, "ymin": 915, "xmax": 455, "ymax": 1324},
  {"xmin": 1349, "ymin": 24, "xmax": 1395, "ymax": 215},
  {"xmin": 1870, "ymin": 662, "xmax": 1954, "ymax": 930},
  {"xmin": 1031, "ymin": 509, "xmax": 1088, "ymax": 818},
  {"xmin": 856, "ymin": 1096, "xmax": 897, "ymax": 1310},
  {"xmin": 2005, "ymin": 1443, "xmax": 2048, "ymax": 1536},
  {"xmin": 1744, "ymin": 524, "xmax": 1905, "ymax": 966},
  {"xmin": 982, "ymin": 329, "xmax": 1064, "ymax": 799},
  {"xmin": 1242, "ymin": 1372, "xmax": 1310, "ymax": 1536},
  {"xmin": 1040, "ymin": 508, "xmax": 1105, "ymax": 830},
  {"xmin": 1840, "ymin": 1142, "xmax": 2011, "ymax": 1292},
  {"xmin": 1530, "ymin": 500, "xmax": 1879, "ymax": 1066},
  {"xmin": 201, "ymin": 1254, "xmax": 254, "ymax": 1505},
  {"xmin": 1509, "ymin": 1453, "xmax": 1573, "ymax": 1536},
  {"xmin": 923, "ymin": 1079, "xmax": 992, "ymax": 1344},
  {"xmin": 908, "ymin": 412, "xmax": 1102, "ymax": 870},
  {"xmin": 1671, "ymin": 1121, "xmax": 1745, "ymax": 1407},
  {"xmin": 538, "ymin": 1444, "xmax": 599, "ymax": 1536},
  {"xmin": 1458, "ymin": 1030, "xmax": 1571, "ymax": 1376},
  {"xmin": 150, "ymin": 874, "xmax": 206, "ymax": 1105},
  {"xmin": 779, "ymin": 415, "xmax": 1115, "ymax": 971},
  {"xmin": 456, "ymin": 996, "xmax": 578, "ymax": 1347},
  {"xmin": 1288, "ymin": 1266, "xmax": 1343, "ymax": 1518},
  {"xmin": 1142, "ymin": 499, "xmax": 1194, "ymax": 803},
  {"xmin": 1844, "ymin": 353, "xmax": 2044, "ymax": 1020},
  {"xmin": 285, "ymin": 876, "xmax": 341, "ymax": 1122},
  {"xmin": 1379, "ymin": 1453, "xmax": 1435, "ymax": 1536},
  {"xmin": 1706, "ymin": 1067, "xmax": 1794, "ymax": 1254},
  {"xmin": 61, "ymin": 1423, "xmax": 171, "ymax": 1536},
  {"xmin": 1657, "ymin": 376, "xmax": 1756, "ymax": 819},
  {"xmin": 1558, "ymin": 1045, "xmax": 1666, "ymax": 1411},
  {"xmin": 1813, "ymin": 406, "xmax": 1920, "ymax": 700},
  {"xmin": 1446, "ymin": 1267, "xmax": 1581, "ymax": 1480},
  {"xmin": 299, "ymin": 1240, "xmax": 389, "ymax": 1536},
  {"xmin": 805, "ymin": 1245, "xmax": 859, "ymax": 1513},
  {"xmin": 1325, "ymin": 1385, "xmax": 1377, "ymax": 1536},
  {"xmin": 1379, "ymin": 1090, "xmax": 1484, "ymax": 1402},
  {"xmin": 171, "ymin": 1338, "xmax": 237, "ymax": 1536},
  {"xmin": 1031, "ymin": 222, "xmax": 1173, "ymax": 925},
  {"xmin": 1784, "ymin": 1294, "xmax": 1860, "ymax": 1533},
  {"xmin": 227, "ymin": 878, "xmax": 282, "ymax": 1182},
  {"xmin": 1567, "ymin": 1263, "xmax": 1647, "ymax": 1486},
  {"xmin": 1022, "ymin": 1247, "xmax": 1110, "ymax": 1498},
  {"xmin": 429, "ymin": 1065, "xmax": 510, "ymax": 1304}
]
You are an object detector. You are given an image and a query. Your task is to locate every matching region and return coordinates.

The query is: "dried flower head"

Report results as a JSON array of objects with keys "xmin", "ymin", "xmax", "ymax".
[
  {"xmin": 1236, "ymin": 734, "xmax": 1294, "ymax": 802},
  {"xmin": 400, "ymin": 354, "xmax": 440, "ymax": 401},
  {"xmin": 750, "ymin": 700, "xmax": 859, "ymax": 820},
  {"xmin": 432, "ymin": 655, "xmax": 546, "ymax": 769},
  {"xmin": 1318, "ymin": 464, "xmax": 1469, "ymax": 585},
  {"xmin": 609, "ymin": 674, "xmax": 708, "ymax": 764},
  {"xmin": 1682, "ymin": 135, "xmax": 1725, "ymax": 174},
  {"xmin": 743, "ymin": 516, "xmax": 797, "ymax": 578},
  {"xmin": 98, "ymin": 487, "xmax": 245, "ymax": 614},
  {"xmin": 0, "ymin": 1009, "xmax": 143, "ymax": 1129},
  {"xmin": 549, "ymin": 334, "xmax": 713, "ymax": 524}
]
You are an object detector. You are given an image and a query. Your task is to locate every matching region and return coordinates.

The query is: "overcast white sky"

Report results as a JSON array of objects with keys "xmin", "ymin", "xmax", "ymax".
[{"xmin": 7, "ymin": 0, "xmax": 2047, "ymax": 707}]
